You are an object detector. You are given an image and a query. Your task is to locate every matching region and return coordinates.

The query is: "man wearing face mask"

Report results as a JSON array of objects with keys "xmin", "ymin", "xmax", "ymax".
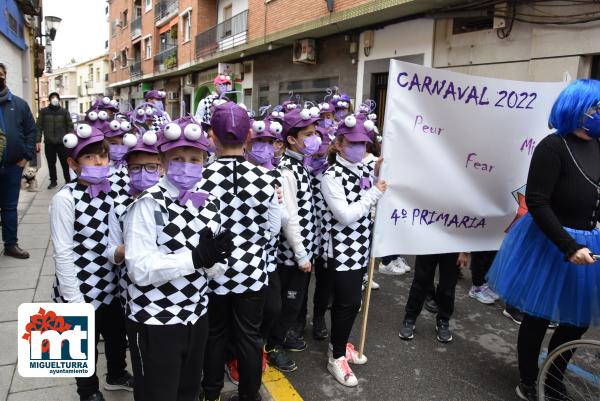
[
  {"xmin": 36, "ymin": 91, "xmax": 74, "ymax": 188},
  {"xmin": 0, "ymin": 62, "xmax": 37, "ymax": 259}
]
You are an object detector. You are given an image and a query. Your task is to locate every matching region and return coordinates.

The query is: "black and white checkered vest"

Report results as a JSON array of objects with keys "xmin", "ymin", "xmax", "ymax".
[
  {"xmin": 127, "ymin": 184, "xmax": 220, "ymax": 325},
  {"xmin": 112, "ymin": 194, "xmax": 133, "ymax": 308},
  {"xmin": 109, "ymin": 164, "xmax": 130, "ymax": 197},
  {"xmin": 265, "ymin": 169, "xmax": 282, "ymax": 273},
  {"xmin": 322, "ymin": 162, "xmax": 373, "ymax": 272},
  {"xmin": 52, "ymin": 182, "xmax": 118, "ymax": 309},
  {"xmin": 201, "ymin": 157, "xmax": 276, "ymax": 294},
  {"xmin": 152, "ymin": 115, "xmax": 168, "ymax": 131},
  {"xmin": 311, "ymin": 171, "xmax": 327, "ymax": 258},
  {"xmin": 277, "ymin": 153, "xmax": 317, "ymax": 265}
]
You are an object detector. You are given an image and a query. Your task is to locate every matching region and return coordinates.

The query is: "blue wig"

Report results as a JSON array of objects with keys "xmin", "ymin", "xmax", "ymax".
[{"xmin": 549, "ymin": 79, "xmax": 600, "ymax": 136}]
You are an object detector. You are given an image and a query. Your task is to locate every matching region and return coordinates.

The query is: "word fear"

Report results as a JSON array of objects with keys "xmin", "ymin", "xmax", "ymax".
[
  {"xmin": 465, "ymin": 153, "xmax": 494, "ymax": 173},
  {"xmin": 390, "ymin": 208, "xmax": 486, "ymax": 229},
  {"xmin": 413, "ymin": 115, "xmax": 444, "ymax": 136}
]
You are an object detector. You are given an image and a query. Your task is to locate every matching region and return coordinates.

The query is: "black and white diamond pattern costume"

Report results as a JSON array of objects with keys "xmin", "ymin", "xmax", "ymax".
[
  {"xmin": 311, "ymin": 171, "xmax": 327, "ymax": 258},
  {"xmin": 108, "ymin": 194, "xmax": 134, "ymax": 308},
  {"xmin": 200, "ymin": 156, "xmax": 277, "ymax": 294},
  {"xmin": 52, "ymin": 182, "xmax": 118, "ymax": 309},
  {"xmin": 125, "ymin": 181, "xmax": 221, "ymax": 325},
  {"xmin": 109, "ymin": 164, "xmax": 130, "ymax": 197},
  {"xmin": 277, "ymin": 152, "xmax": 317, "ymax": 264},
  {"xmin": 265, "ymin": 169, "xmax": 283, "ymax": 273},
  {"xmin": 321, "ymin": 161, "xmax": 374, "ymax": 272}
]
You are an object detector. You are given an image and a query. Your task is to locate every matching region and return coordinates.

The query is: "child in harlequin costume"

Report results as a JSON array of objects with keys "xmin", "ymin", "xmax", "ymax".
[
  {"xmin": 486, "ymin": 79, "xmax": 600, "ymax": 401},
  {"xmin": 320, "ymin": 114, "xmax": 387, "ymax": 387},
  {"xmin": 133, "ymin": 102, "xmax": 167, "ymax": 132},
  {"xmin": 270, "ymin": 106, "xmax": 286, "ymax": 166},
  {"xmin": 107, "ymin": 128, "xmax": 161, "ymax": 310},
  {"xmin": 123, "ymin": 116, "xmax": 234, "ymax": 401},
  {"xmin": 102, "ymin": 118, "xmax": 134, "ymax": 196},
  {"xmin": 265, "ymin": 106, "xmax": 321, "ymax": 372},
  {"xmin": 52, "ymin": 124, "xmax": 132, "ymax": 401},
  {"xmin": 144, "ymin": 89, "xmax": 171, "ymax": 124},
  {"xmin": 332, "ymin": 91, "xmax": 352, "ymax": 121},
  {"xmin": 200, "ymin": 102, "xmax": 281, "ymax": 401}
]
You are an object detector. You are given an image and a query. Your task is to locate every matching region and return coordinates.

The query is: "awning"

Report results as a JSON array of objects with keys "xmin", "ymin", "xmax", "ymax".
[{"xmin": 159, "ymin": 17, "xmax": 178, "ymax": 34}]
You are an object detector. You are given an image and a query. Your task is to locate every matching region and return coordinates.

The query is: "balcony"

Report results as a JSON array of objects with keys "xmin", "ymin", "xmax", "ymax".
[
  {"xmin": 153, "ymin": 46, "xmax": 177, "ymax": 73},
  {"xmin": 195, "ymin": 10, "xmax": 248, "ymax": 59},
  {"xmin": 130, "ymin": 60, "xmax": 142, "ymax": 78},
  {"xmin": 131, "ymin": 16, "xmax": 142, "ymax": 39},
  {"xmin": 155, "ymin": 0, "xmax": 179, "ymax": 25}
]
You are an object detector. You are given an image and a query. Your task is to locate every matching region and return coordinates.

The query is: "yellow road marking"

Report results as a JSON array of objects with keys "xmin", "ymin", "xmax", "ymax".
[{"xmin": 262, "ymin": 366, "xmax": 304, "ymax": 401}]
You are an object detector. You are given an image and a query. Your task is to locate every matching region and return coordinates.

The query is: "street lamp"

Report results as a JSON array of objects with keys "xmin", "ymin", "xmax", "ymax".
[
  {"xmin": 34, "ymin": 15, "xmax": 61, "ymax": 112},
  {"xmin": 44, "ymin": 16, "xmax": 62, "ymax": 41}
]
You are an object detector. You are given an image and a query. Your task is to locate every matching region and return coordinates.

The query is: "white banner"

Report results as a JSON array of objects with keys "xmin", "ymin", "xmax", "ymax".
[{"xmin": 373, "ymin": 60, "xmax": 567, "ymax": 257}]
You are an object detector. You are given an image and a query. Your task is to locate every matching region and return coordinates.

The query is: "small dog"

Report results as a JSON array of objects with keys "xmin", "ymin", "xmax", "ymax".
[{"xmin": 21, "ymin": 167, "xmax": 38, "ymax": 192}]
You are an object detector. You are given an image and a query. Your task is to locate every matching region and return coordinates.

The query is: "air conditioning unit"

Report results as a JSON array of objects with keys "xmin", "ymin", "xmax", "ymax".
[
  {"xmin": 292, "ymin": 39, "xmax": 316, "ymax": 65},
  {"xmin": 115, "ymin": 18, "xmax": 123, "ymax": 27},
  {"xmin": 167, "ymin": 91, "xmax": 180, "ymax": 100},
  {"xmin": 184, "ymin": 74, "xmax": 193, "ymax": 86}
]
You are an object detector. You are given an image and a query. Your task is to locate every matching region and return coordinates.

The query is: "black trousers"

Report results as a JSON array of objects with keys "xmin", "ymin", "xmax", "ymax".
[
  {"xmin": 404, "ymin": 253, "xmax": 459, "ymax": 323},
  {"xmin": 203, "ymin": 289, "xmax": 266, "ymax": 401},
  {"xmin": 127, "ymin": 315, "xmax": 208, "ymax": 401},
  {"xmin": 267, "ymin": 264, "xmax": 310, "ymax": 348},
  {"xmin": 470, "ymin": 250, "xmax": 497, "ymax": 287},
  {"xmin": 330, "ymin": 264, "xmax": 363, "ymax": 359},
  {"xmin": 261, "ymin": 270, "xmax": 282, "ymax": 340},
  {"xmin": 518, "ymin": 314, "xmax": 588, "ymax": 386},
  {"xmin": 76, "ymin": 299, "xmax": 127, "ymax": 400},
  {"xmin": 297, "ymin": 256, "xmax": 331, "ymax": 325},
  {"xmin": 44, "ymin": 143, "xmax": 70, "ymax": 183}
]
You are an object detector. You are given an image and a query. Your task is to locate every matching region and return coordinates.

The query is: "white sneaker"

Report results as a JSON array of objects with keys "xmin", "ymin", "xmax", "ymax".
[
  {"xmin": 362, "ymin": 274, "xmax": 380, "ymax": 291},
  {"xmin": 482, "ymin": 284, "xmax": 499, "ymax": 301},
  {"xmin": 328, "ymin": 343, "xmax": 368, "ymax": 365},
  {"xmin": 397, "ymin": 257, "xmax": 412, "ymax": 273},
  {"xmin": 379, "ymin": 260, "xmax": 406, "ymax": 275},
  {"xmin": 327, "ymin": 356, "xmax": 358, "ymax": 387},
  {"xmin": 468, "ymin": 285, "xmax": 495, "ymax": 305}
]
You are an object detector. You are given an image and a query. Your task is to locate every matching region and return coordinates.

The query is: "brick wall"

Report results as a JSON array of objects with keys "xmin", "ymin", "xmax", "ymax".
[
  {"xmin": 178, "ymin": 0, "xmax": 217, "ymax": 67},
  {"xmin": 108, "ymin": 0, "xmax": 133, "ymax": 85},
  {"xmin": 140, "ymin": 0, "xmax": 155, "ymax": 77},
  {"xmin": 247, "ymin": 0, "xmax": 371, "ymax": 42}
]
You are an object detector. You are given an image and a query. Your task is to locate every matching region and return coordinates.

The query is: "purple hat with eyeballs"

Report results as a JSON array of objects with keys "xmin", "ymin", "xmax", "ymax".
[
  {"xmin": 282, "ymin": 107, "xmax": 321, "ymax": 141},
  {"xmin": 332, "ymin": 93, "xmax": 351, "ymax": 110},
  {"xmin": 281, "ymin": 100, "xmax": 299, "ymax": 114},
  {"xmin": 144, "ymin": 90, "xmax": 166, "ymax": 101},
  {"xmin": 93, "ymin": 96, "xmax": 120, "ymax": 112},
  {"xmin": 158, "ymin": 116, "xmax": 211, "ymax": 153},
  {"xmin": 251, "ymin": 118, "xmax": 283, "ymax": 141},
  {"xmin": 132, "ymin": 102, "xmax": 163, "ymax": 124},
  {"xmin": 336, "ymin": 114, "xmax": 374, "ymax": 143},
  {"xmin": 85, "ymin": 105, "xmax": 111, "ymax": 130},
  {"xmin": 210, "ymin": 102, "xmax": 251, "ymax": 145},
  {"xmin": 63, "ymin": 123, "xmax": 106, "ymax": 158},
  {"xmin": 102, "ymin": 118, "xmax": 133, "ymax": 138},
  {"xmin": 122, "ymin": 128, "xmax": 160, "ymax": 156},
  {"xmin": 318, "ymin": 101, "xmax": 336, "ymax": 115}
]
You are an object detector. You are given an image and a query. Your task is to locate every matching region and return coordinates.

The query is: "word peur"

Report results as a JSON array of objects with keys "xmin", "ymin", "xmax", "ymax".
[
  {"xmin": 413, "ymin": 115, "xmax": 444, "ymax": 135},
  {"xmin": 391, "ymin": 208, "xmax": 486, "ymax": 229}
]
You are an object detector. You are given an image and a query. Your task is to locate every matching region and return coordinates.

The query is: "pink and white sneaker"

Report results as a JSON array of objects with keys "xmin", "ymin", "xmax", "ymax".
[
  {"xmin": 328, "ymin": 343, "xmax": 368, "ymax": 365},
  {"xmin": 327, "ymin": 356, "xmax": 358, "ymax": 387}
]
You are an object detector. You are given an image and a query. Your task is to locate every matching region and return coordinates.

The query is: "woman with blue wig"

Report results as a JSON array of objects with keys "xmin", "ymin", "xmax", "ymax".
[{"xmin": 487, "ymin": 79, "xmax": 600, "ymax": 401}]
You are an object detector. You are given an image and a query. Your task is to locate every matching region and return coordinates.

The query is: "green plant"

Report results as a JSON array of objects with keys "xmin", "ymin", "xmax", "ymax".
[{"xmin": 164, "ymin": 54, "xmax": 177, "ymax": 69}]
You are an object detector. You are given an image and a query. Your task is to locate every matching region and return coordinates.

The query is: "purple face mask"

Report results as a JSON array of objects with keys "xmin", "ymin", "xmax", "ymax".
[
  {"xmin": 301, "ymin": 135, "xmax": 321, "ymax": 156},
  {"xmin": 166, "ymin": 161, "xmax": 204, "ymax": 191},
  {"xmin": 129, "ymin": 169, "xmax": 160, "ymax": 194},
  {"xmin": 249, "ymin": 141, "xmax": 275, "ymax": 165},
  {"xmin": 343, "ymin": 142, "xmax": 366, "ymax": 164},
  {"xmin": 272, "ymin": 155, "xmax": 282, "ymax": 167},
  {"xmin": 305, "ymin": 155, "xmax": 328, "ymax": 174},
  {"xmin": 319, "ymin": 119, "xmax": 333, "ymax": 128},
  {"xmin": 80, "ymin": 165, "xmax": 110, "ymax": 184},
  {"xmin": 109, "ymin": 144, "xmax": 128, "ymax": 162}
]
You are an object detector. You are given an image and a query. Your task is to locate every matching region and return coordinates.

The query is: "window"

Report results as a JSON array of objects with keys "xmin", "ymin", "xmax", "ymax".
[
  {"xmin": 88, "ymin": 66, "xmax": 93, "ymax": 82},
  {"xmin": 121, "ymin": 49, "xmax": 128, "ymax": 67},
  {"xmin": 96, "ymin": 68, "xmax": 100, "ymax": 82},
  {"xmin": 111, "ymin": 60, "xmax": 116, "ymax": 72},
  {"xmin": 278, "ymin": 77, "xmax": 339, "ymax": 104},
  {"xmin": 223, "ymin": 4, "xmax": 232, "ymax": 20},
  {"xmin": 122, "ymin": 10, "xmax": 128, "ymax": 28},
  {"xmin": 79, "ymin": 103, "xmax": 83, "ymax": 114},
  {"xmin": 8, "ymin": 13, "xmax": 18, "ymax": 34},
  {"xmin": 144, "ymin": 37, "xmax": 152, "ymax": 59},
  {"xmin": 258, "ymin": 84, "xmax": 269, "ymax": 108},
  {"xmin": 63, "ymin": 75, "xmax": 69, "ymax": 88},
  {"xmin": 182, "ymin": 12, "xmax": 191, "ymax": 43},
  {"xmin": 145, "ymin": 0, "xmax": 152, "ymax": 12},
  {"xmin": 111, "ymin": 20, "xmax": 117, "ymax": 37}
]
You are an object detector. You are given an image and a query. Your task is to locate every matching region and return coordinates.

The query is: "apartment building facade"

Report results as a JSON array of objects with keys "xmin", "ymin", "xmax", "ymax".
[{"xmin": 76, "ymin": 54, "xmax": 110, "ymax": 114}]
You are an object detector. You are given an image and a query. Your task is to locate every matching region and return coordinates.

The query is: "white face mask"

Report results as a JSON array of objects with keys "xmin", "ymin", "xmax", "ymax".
[{"xmin": 50, "ymin": 98, "xmax": 59, "ymax": 107}]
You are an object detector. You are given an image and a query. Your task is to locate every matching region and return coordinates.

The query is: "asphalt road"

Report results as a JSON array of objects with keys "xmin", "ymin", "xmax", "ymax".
[{"xmin": 283, "ymin": 258, "xmax": 543, "ymax": 401}]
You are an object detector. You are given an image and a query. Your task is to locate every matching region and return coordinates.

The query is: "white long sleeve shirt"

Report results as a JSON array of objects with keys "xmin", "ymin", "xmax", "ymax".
[
  {"xmin": 321, "ymin": 154, "xmax": 383, "ymax": 258},
  {"xmin": 49, "ymin": 188, "xmax": 86, "ymax": 303}
]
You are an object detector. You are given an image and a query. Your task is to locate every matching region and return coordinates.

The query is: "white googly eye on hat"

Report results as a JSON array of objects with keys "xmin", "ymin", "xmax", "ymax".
[
  {"xmin": 344, "ymin": 115, "xmax": 357, "ymax": 128},
  {"xmin": 98, "ymin": 110, "xmax": 109, "ymax": 120},
  {"xmin": 145, "ymin": 107, "xmax": 154, "ymax": 116},
  {"xmin": 271, "ymin": 111, "xmax": 278, "ymax": 118},
  {"xmin": 110, "ymin": 99, "xmax": 119, "ymax": 107},
  {"xmin": 63, "ymin": 133, "xmax": 78, "ymax": 148},
  {"xmin": 164, "ymin": 123, "xmax": 182, "ymax": 140},
  {"xmin": 279, "ymin": 112, "xmax": 284, "ymax": 118},
  {"xmin": 252, "ymin": 121, "xmax": 266, "ymax": 133},
  {"xmin": 109, "ymin": 120, "xmax": 120, "ymax": 131},
  {"xmin": 102, "ymin": 97, "xmax": 111, "ymax": 105},
  {"xmin": 158, "ymin": 91, "xmax": 166, "ymax": 98},
  {"xmin": 120, "ymin": 121, "xmax": 132, "ymax": 131},
  {"xmin": 143, "ymin": 130, "xmax": 158, "ymax": 145},
  {"xmin": 213, "ymin": 99, "xmax": 227, "ymax": 106},
  {"xmin": 122, "ymin": 133, "xmax": 138, "ymax": 148},
  {"xmin": 136, "ymin": 108, "xmax": 145, "ymax": 116},
  {"xmin": 87, "ymin": 111, "xmax": 98, "ymax": 121},
  {"xmin": 225, "ymin": 75, "xmax": 231, "ymax": 81},
  {"xmin": 309, "ymin": 106, "xmax": 320, "ymax": 118},
  {"xmin": 270, "ymin": 121, "xmax": 283, "ymax": 134},
  {"xmin": 76, "ymin": 123, "xmax": 92, "ymax": 138},
  {"xmin": 364, "ymin": 120, "xmax": 375, "ymax": 132},
  {"xmin": 316, "ymin": 136, "xmax": 322, "ymax": 145},
  {"xmin": 374, "ymin": 126, "xmax": 380, "ymax": 134},
  {"xmin": 239, "ymin": 103, "xmax": 247, "ymax": 110},
  {"xmin": 321, "ymin": 103, "xmax": 330, "ymax": 111},
  {"xmin": 184, "ymin": 123, "xmax": 202, "ymax": 140},
  {"xmin": 377, "ymin": 135, "xmax": 383, "ymax": 143},
  {"xmin": 333, "ymin": 94, "xmax": 340, "ymax": 100},
  {"xmin": 368, "ymin": 113, "xmax": 377, "ymax": 121},
  {"xmin": 300, "ymin": 108, "xmax": 311, "ymax": 120}
]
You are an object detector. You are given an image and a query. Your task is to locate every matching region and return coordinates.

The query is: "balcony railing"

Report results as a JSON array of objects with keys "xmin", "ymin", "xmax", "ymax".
[
  {"xmin": 131, "ymin": 16, "xmax": 142, "ymax": 39},
  {"xmin": 130, "ymin": 60, "xmax": 142, "ymax": 78},
  {"xmin": 154, "ymin": 0, "xmax": 179, "ymax": 24},
  {"xmin": 195, "ymin": 10, "xmax": 248, "ymax": 59},
  {"xmin": 153, "ymin": 46, "xmax": 177, "ymax": 72}
]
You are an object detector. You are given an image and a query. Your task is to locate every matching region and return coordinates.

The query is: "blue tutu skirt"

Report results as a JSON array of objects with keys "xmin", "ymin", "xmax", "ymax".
[{"xmin": 487, "ymin": 213, "xmax": 600, "ymax": 327}]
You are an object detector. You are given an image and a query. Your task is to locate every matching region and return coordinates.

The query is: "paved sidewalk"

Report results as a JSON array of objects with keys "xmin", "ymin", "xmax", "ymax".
[{"xmin": 0, "ymin": 159, "xmax": 260, "ymax": 401}]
